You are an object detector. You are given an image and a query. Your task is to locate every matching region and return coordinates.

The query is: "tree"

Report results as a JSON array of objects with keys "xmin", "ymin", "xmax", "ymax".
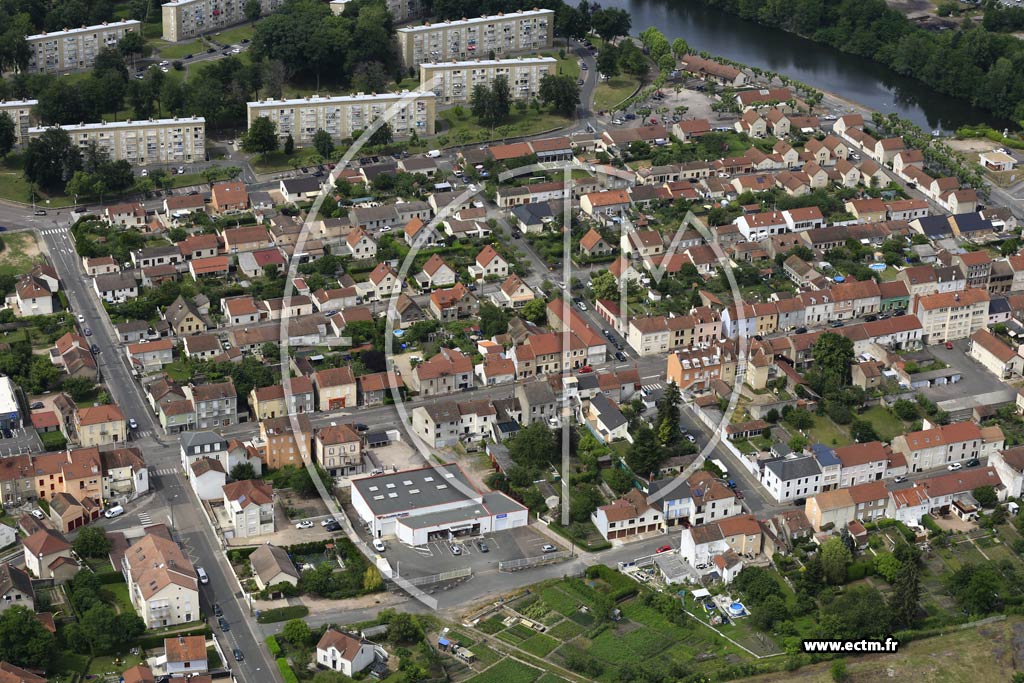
[
  {"xmin": 230, "ymin": 462, "xmax": 256, "ymax": 480},
  {"xmin": 282, "ymin": 618, "xmax": 312, "ymax": 645},
  {"xmin": 672, "ymin": 38, "xmax": 690, "ymax": 59},
  {"xmin": 656, "ymin": 381, "xmax": 682, "ymax": 445},
  {"xmin": 750, "ymin": 594, "xmax": 789, "ymax": 631},
  {"xmin": 973, "ymin": 485, "xmax": 998, "ymax": 508},
  {"xmin": 242, "ymin": 116, "xmax": 278, "ymax": 154},
  {"xmin": 819, "ymin": 536, "xmax": 852, "ymax": 585},
  {"xmin": 596, "ymin": 44, "xmax": 620, "ymax": 78},
  {"xmin": 24, "ymin": 128, "xmax": 81, "ymax": 191},
  {"xmin": 0, "ymin": 606, "xmax": 54, "ymax": 668},
  {"xmin": 602, "ymin": 467, "xmax": 633, "ymax": 494},
  {"xmin": 589, "ymin": 270, "xmax": 618, "ymax": 301},
  {"xmin": 0, "ymin": 113, "xmax": 14, "ymax": 158},
  {"xmin": 479, "ymin": 301, "xmax": 511, "ymax": 338},
  {"xmin": 850, "ymin": 418, "xmax": 878, "ymax": 443},
  {"xmin": 313, "ymin": 129, "xmax": 334, "ymax": 158},
  {"xmin": 783, "ymin": 407, "xmax": 814, "ymax": 430},
  {"xmin": 363, "ymin": 566, "xmax": 383, "ymax": 592},
  {"xmin": 245, "ymin": 0, "xmax": 262, "ymax": 23},
  {"xmin": 788, "ymin": 434, "xmax": 808, "ymax": 452},
  {"xmin": 873, "ymin": 551, "xmax": 902, "ymax": 583},
  {"xmin": 368, "ymin": 121, "xmax": 393, "ymax": 147},
  {"xmin": 118, "ymin": 31, "xmax": 145, "ymax": 62},
  {"xmin": 892, "ymin": 398, "xmax": 919, "ymax": 421},
  {"xmin": 381, "ymin": 610, "xmax": 424, "ymax": 643},
  {"xmin": 808, "ymin": 332, "xmax": 854, "ymax": 395},
  {"xmin": 508, "ymin": 422, "xmax": 558, "ymax": 471},
  {"xmin": 538, "ymin": 74, "xmax": 581, "ymax": 117},
  {"xmin": 948, "ymin": 563, "xmax": 1002, "ymax": 615},
  {"xmin": 625, "ymin": 425, "xmax": 663, "ymax": 477},
  {"xmin": 888, "ymin": 559, "xmax": 921, "ymax": 628},
  {"xmin": 61, "ymin": 376, "xmax": 97, "ymax": 401},
  {"xmin": 819, "ymin": 585, "xmax": 891, "ymax": 640},
  {"xmin": 470, "ymin": 76, "xmax": 511, "ymax": 129},
  {"xmin": 590, "ymin": 7, "xmax": 631, "ymax": 42},
  {"xmin": 521, "ymin": 297, "xmax": 548, "ymax": 324},
  {"xmin": 72, "ymin": 526, "xmax": 111, "ymax": 558},
  {"xmin": 555, "ymin": 3, "xmax": 591, "ymax": 41},
  {"xmin": 831, "ymin": 660, "xmax": 848, "ymax": 683},
  {"xmin": 283, "ymin": 133, "xmax": 294, "ymax": 154}
]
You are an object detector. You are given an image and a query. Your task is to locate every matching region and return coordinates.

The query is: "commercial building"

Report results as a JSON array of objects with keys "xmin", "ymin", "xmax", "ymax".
[
  {"xmin": 0, "ymin": 100, "xmax": 36, "ymax": 146},
  {"xmin": 28, "ymin": 118, "xmax": 206, "ymax": 166},
  {"xmin": 246, "ymin": 92, "xmax": 435, "ymax": 145},
  {"xmin": 161, "ymin": 0, "xmax": 285, "ymax": 41},
  {"xmin": 397, "ymin": 9, "xmax": 554, "ymax": 68},
  {"xmin": 25, "ymin": 20, "xmax": 141, "ymax": 74},
  {"xmin": 0, "ymin": 377, "xmax": 20, "ymax": 431},
  {"xmin": 420, "ymin": 56, "xmax": 556, "ymax": 104},
  {"xmin": 351, "ymin": 463, "xmax": 527, "ymax": 546}
]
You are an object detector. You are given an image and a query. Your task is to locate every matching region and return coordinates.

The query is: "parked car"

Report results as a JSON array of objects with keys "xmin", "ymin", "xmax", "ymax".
[
  {"xmin": 233, "ymin": 648, "xmax": 244, "ymax": 662},
  {"xmin": 829, "ymin": 321, "xmax": 844, "ymax": 328},
  {"xmin": 615, "ymin": 351, "xmax": 627, "ymax": 362},
  {"xmin": 90, "ymin": 344, "xmax": 100, "ymax": 354},
  {"xmin": 30, "ymin": 509, "xmax": 44, "ymax": 520},
  {"xmin": 372, "ymin": 538, "xmax": 386, "ymax": 552},
  {"xmin": 578, "ymin": 365, "xmax": 593, "ymax": 373},
  {"xmin": 128, "ymin": 418, "xmax": 138, "ymax": 430},
  {"xmin": 948, "ymin": 462, "xmax": 963, "ymax": 471},
  {"xmin": 894, "ymin": 475, "xmax": 908, "ymax": 483},
  {"xmin": 29, "ymin": 402, "xmax": 43, "ymax": 409},
  {"xmin": 945, "ymin": 341, "xmax": 954, "ymax": 349},
  {"xmin": 541, "ymin": 544, "xmax": 557, "ymax": 553},
  {"xmin": 218, "ymin": 617, "xmax": 230, "ymax": 632},
  {"xmin": 966, "ymin": 458, "xmax": 981, "ymax": 467},
  {"xmin": 476, "ymin": 540, "xmax": 489, "ymax": 553},
  {"xmin": 197, "ymin": 567, "xmax": 209, "ymax": 584},
  {"xmin": 656, "ymin": 545, "xmax": 672, "ymax": 553},
  {"xmin": 84, "ymin": 327, "xmax": 92, "ymax": 336},
  {"xmin": 450, "ymin": 544, "xmax": 462, "ymax": 556},
  {"xmin": 295, "ymin": 520, "xmax": 314, "ymax": 529},
  {"xmin": 213, "ymin": 603, "xmax": 222, "ymax": 617},
  {"xmin": 321, "ymin": 518, "xmax": 336, "ymax": 526},
  {"xmin": 794, "ymin": 327, "xmax": 808, "ymax": 334},
  {"xmin": 104, "ymin": 504, "xmax": 124, "ymax": 519},
  {"xmin": 325, "ymin": 521, "xmax": 342, "ymax": 532}
]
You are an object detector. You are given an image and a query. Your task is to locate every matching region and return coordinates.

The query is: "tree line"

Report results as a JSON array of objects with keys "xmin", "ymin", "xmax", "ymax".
[{"xmin": 694, "ymin": 0, "xmax": 1024, "ymax": 123}]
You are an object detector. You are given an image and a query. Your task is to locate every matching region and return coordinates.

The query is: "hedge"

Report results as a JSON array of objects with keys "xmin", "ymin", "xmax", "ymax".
[
  {"xmin": 227, "ymin": 547, "xmax": 259, "ymax": 563},
  {"xmin": 921, "ymin": 514, "xmax": 943, "ymax": 536},
  {"xmin": 257, "ymin": 605, "xmax": 310, "ymax": 623},
  {"xmin": 284, "ymin": 540, "xmax": 331, "ymax": 556},
  {"xmin": 277, "ymin": 657, "xmax": 299, "ymax": 683},
  {"xmin": 266, "ymin": 635, "xmax": 282, "ymax": 657},
  {"xmin": 96, "ymin": 571, "xmax": 128, "ymax": 585},
  {"xmin": 135, "ymin": 625, "xmax": 212, "ymax": 650}
]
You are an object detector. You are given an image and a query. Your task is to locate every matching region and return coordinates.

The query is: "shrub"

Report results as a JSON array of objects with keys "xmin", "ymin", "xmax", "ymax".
[
  {"xmin": 846, "ymin": 562, "xmax": 870, "ymax": 582},
  {"xmin": 266, "ymin": 635, "xmax": 282, "ymax": 657},
  {"xmin": 257, "ymin": 605, "xmax": 310, "ymax": 623},
  {"xmin": 921, "ymin": 514, "xmax": 942, "ymax": 536},
  {"xmin": 227, "ymin": 547, "xmax": 258, "ymax": 563},
  {"xmin": 277, "ymin": 657, "xmax": 299, "ymax": 683}
]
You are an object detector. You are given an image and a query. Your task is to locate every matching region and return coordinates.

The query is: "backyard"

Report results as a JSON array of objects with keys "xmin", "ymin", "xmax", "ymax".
[{"xmin": 0, "ymin": 232, "xmax": 42, "ymax": 277}]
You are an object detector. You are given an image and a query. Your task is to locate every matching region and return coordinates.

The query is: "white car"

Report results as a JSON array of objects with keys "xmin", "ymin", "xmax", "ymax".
[
  {"xmin": 372, "ymin": 538, "xmax": 386, "ymax": 552},
  {"xmin": 321, "ymin": 518, "xmax": 335, "ymax": 526},
  {"xmin": 947, "ymin": 462, "xmax": 963, "ymax": 471},
  {"xmin": 141, "ymin": 169, "xmax": 149, "ymax": 177},
  {"xmin": 128, "ymin": 418, "xmax": 138, "ymax": 430},
  {"xmin": 77, "ymin": 314, "xmax": 85, "ymax": 322},
  {"xmin": 380, "ymin": 226, "xmax": 392, "ymax": 232},
  {"xmin": 894, "ymin": 475, "xmax": 908, "ymax": 483},
  {"xmin": 541, "ymin": 544, "xmax": 557, "ymax": 553},
  {"xmin": 612, "ymin": 118, "xmax": 624, "ymax": 125},
  {"xmin": 231, "ymin": 47, "xmax": 241, "ymax": 54},
  {"xmin": 30, "ymin": 509, "xmax": 44, "ymax": 520},
  {"xmin": 159, "ymin": 60, "xmax": 170, "ymax": 66},
  {"xmin": 295, "ymin": 520, "xmax": 314, "ymax": 529},
  {"xmin": 104, "ymin": 504, "xmax": 124, "ymax": 518},
  {"xmin": 577, "ymin": 301, "xmax": 587, "ymax": 311},
  {"xmin": 160, "ymin": 67, "xmax": 169, "ymax": 72}
]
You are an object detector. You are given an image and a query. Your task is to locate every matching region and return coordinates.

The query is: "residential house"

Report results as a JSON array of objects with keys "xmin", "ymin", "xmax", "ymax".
[
  {"xmin": 164, "ymin": 635, "xmax": 208, "ymax": 675},
  {"xmin": 75, "ymin": 404, "xmax": 126, "ymax": 447},
  {"xmin": 316, "ymin": 629, "xmax": 375, "ymax": 677},
  {"xmin": 0, "ymin": 563, "xmax": 34, "ymax": 613},
  {"xmin": 210, "ymin": 181, "xmax": 249, "ymax": 214},
  {"xmin": 470, "ymin": 245, "xmax": 509, "ymax": 280},
  {"xmin": 185, "ymin": 380, "xmax": 238, "ymax": 429},
  {"xmin": 591, "ymin": 489, "xmax": 661, "ymax": 541},
  {"xmin": 250, "ymin": 544, "xmax": 300, "ymax": 592},
  {"xmin": 912, "ymin": 288, "xmax": 989, "ymax": 342},
  {"xmin": 313, "ymin": 367, "xmax": 357, "ymax": 410},
  {"xmin": 249, "ymin": 377, "xmax": 315, "ymax": 419},
  {"xmin": 419, "ymin": 255, "xmax": 456, "ymax": 290},
  {"xmin": 315, "ymin": 424, "xmax": 364, "ymax": 479},
  {"xmin": 188, "ymin": 458, "xmax": 226, "ymax": 500},
  {"xmin": 103, "ymin": 202, "xmax": 146, "ymax": 228},
  {"xmin": 411, "ymin": 348, "xmax": 473, "ymax": 396},
  {"xmin": 969, "ymin": 328, "xmax": 1024, "ymax": 379},
  {"xmin": 892, "ymin": 421, "xmax": 984, "ymax": 473},
  {"xmin": 223, "ymin": 479, "xmax": 274, "ymax": 537},
  {"xmin": 126, "ymin": 339, "xmax": 174, "ymax": 375},
  {"xmin": 260, "ymin": 414, "xmax": 312, "ymax": 469},
  {"xmin": 93, "ymin": 272, "xmax": 139, "ymax": 304},
  {"xmin": 495, "ymin": 274, "xmax": 534, "ymax": 308},
  {"xmin": 23, "ymin": 528, "xmax": 73, "ymax": 580}
]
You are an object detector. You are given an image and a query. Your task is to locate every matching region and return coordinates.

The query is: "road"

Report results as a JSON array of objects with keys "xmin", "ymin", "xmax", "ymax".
[{"xmin": 37, "ymin": 215, "xmax": 282, "ymax": 682}]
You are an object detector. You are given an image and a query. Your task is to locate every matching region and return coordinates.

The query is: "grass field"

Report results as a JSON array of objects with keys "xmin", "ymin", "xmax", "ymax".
[
  {"xmin": 594, "ymin": 76, "xmax": 640, "ymax": 112},
  {"xmin": 807, "ymin": 412, "xmax": 851, "ymax": 448},
  {"xmin": 519, "ymin": 633, "xmax": 560, "ymax": 657},
  {"xmin": 211, "ymin": 23, "xmax": 256, "ymax": 46},
  {"xmin": 153, "ymin": 39, "xmax": 201, "ymax": 59},
  {"xmin": 859, "ymin": 405, "xmax": 909, "ymax": 442},
  {"xmin": 251, "ymin": 148, "xmax": 323, "ymax": 173},
  {"xmin": 437, "ymin": 109, "xmax": 570, "ymax": 146},
  {"xmin": 0, "ymin": 232, "xmax": 41, "ymax": 276},
  {"xmin": 745, "ymin": 616, "xmax": 1024, "ymax": 683},
  {"xmin": 103, "ymin": 582, "xmax": 134, "ymax": 614},
  {"xmin": 468, "ymin": 643, "xmax": 503, "ymax": 666},
  {"xmin": 464, "ymin": 659, "xmax": 542, "ymax": 683}
]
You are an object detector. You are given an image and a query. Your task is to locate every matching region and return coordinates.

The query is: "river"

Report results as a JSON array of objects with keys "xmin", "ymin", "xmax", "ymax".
[{"xmin": 603, "ymin": 0, "xmax": 1002, "ymax": 131}]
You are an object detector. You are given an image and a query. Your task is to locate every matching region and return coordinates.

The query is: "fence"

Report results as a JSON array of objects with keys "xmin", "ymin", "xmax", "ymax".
[
  {"xmin": 396, "ymin": 567, "xmax": 473, "ymax": 587},
  {"xmin": 498, "ymin": 550, "xmax": 573, "ymax": 572}
]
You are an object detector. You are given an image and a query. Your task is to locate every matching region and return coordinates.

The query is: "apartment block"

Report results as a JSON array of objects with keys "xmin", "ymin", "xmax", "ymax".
[
  {"xmin": 420, "ymin": 56, "xmax": 555, "ymax": 104},
  {"xmin": 397, "ymin": 9, "xmax": 554, "ymax": 68},
  {"xmin": 246, "ymin": 92, "xmax": 435, "ymax": 145},
  {"xmin": 330, "ymin": 0, "xmax": 424, "ymax": 23},
  {"xmin": 28, "ymin": 118, "xmax": 206, "ymax": 166},
  {"xmin": 0, "ymin": 100, "xmax": 37, "ymax": 146},
  {"xmin": 26, "ymin": 20, "xmax": 141, "ymax": 74},
  {"xmin": 162, "ymin": 0, "xmax": 285, "ymax": 41}
]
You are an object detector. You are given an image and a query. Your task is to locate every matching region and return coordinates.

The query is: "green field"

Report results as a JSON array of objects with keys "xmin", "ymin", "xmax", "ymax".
[
  {"xmin": 211, "ymin": 23, "xmax": 256, "ymax": 46},
  {"xmin": 594, "ymin": 76, "xmax": 640, "ymax": 112},
  {"xmin": 251, "ymin": 148, "xmax": 323, "ymax": 173},
  {"xmin": 859, "ymin": 405, "xmax": 909, "ymax": 442},
  {"xmin": 437, "ymin": 109, "xmax": 570, "ymax": 147},
  {"xmin": 464, "ymin": 659, "xmax": 542, "ymax": 683},
  {"xmin": 519, "ymin": 633, "xmax": 560, "ymax": 657},
  {"xmin": 0, "ymin": 232, "xmax": 41, "ymax": 276},
  {"xmin": 807, "ymin": 412, "xmax": 851, "ymax": 448},
  {"xmin": 152, "ymin": 39, "xmax": 202, "ymax": 59}
]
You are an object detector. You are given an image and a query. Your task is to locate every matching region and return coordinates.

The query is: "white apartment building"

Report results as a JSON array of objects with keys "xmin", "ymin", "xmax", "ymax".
[
  {"xmin": 912, "ymin": 288, "xmax": 989, "ymax": 343},
  {"xmin": 246, "ymin": 92, "xmax": 436, "ymax": 145},
  {"xmin": 0, "ymin": 100, "xmax": 37, "ymax": 146},
  {"xmin": 891, "ymin": 422, "xmax": 982, "ymax": 473},
  {"xmin": 26, "ymin": 20, "xmax": 141, "ymax": 74},
  {"xmin": 420, "ymin": 56, "xmax": 556, "ymax": 104},
  {"xmin": 28, "ymin": 117, "xmax": 206, "ymax": 166},
  {"xmin": 397, "ymin": 9, "xmax": 554, "ymax": 68},
  {"xmin": 162, "ymin": 0, "xmax": 285, "ymax": 41},
  {"xmin": 330, "ymin": 0, "xmax": 423, "ymax": 22}
]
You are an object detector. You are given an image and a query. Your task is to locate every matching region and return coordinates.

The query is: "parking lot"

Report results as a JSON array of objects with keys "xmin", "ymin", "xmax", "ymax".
[
  {"xmin": 374, "ymin": 525, "xmax": 565, "ymax": 579},
  {"xmin": 0, "ymin": 424, "xmax": 43, "ymax": 456}
]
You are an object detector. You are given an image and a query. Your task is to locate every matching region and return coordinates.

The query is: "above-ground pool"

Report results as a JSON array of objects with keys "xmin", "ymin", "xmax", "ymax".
[
  {"xmin": 869, "ymin": 263, "xmax": 887, "ymax": 272},
  {"xmin": 728, "ymin": 602, "xmax": 746, "ymax": 616}
]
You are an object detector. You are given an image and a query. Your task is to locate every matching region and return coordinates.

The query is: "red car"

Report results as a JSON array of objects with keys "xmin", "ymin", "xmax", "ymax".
[
  {"xmin": 656, "ymin": 545, "xmax": 672, "ymax": 554},
  {"xmin": 945, "ymin": 341, "xmax": 954, "ymax": 349},
  {"xmin": 578, "ymin": 365, "xmax": 593, "ymax": 373}
]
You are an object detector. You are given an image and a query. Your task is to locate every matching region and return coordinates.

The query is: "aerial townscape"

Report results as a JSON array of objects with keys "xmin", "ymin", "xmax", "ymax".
[{"xmin": 2, "ymin": 0, "xmax": 1024, "ymax": 681}]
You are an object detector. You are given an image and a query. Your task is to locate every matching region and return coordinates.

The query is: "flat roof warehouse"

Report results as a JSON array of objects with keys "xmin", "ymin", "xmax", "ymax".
[{"xmin": 353, "ymin": 463, "xmax": 483, "ymax": 517}]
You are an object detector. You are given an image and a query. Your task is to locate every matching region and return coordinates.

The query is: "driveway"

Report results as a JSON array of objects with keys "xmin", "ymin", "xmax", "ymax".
[{"xmin": 921, "ymin": 339, "xmax": 1012, "ymax": 403}]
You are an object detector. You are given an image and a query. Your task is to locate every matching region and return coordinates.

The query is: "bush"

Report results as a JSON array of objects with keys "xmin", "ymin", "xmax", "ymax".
[
  {"xmin": 266, "ymin": 635, "xmax": 282, "ymax": 657},
  {"xmin": 846, "ymin": 562, "xmax": 870, "ymax": 582},
  {"xmin": 227, "ymin": 547, "xmax": 258, "ymax": 563},
  {"xmin": 921, "ymin": 514, "xmax": 942, "ymax": 536},
  {"xmin": 277, "ymin": 657, "xmax": 299, "ymax": 683},
  {"xmin": 257, "ymin": 605, "xmax": 310, "ymax": 623}
]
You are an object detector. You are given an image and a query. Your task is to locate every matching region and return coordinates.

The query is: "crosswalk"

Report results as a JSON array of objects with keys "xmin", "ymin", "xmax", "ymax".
[
  {"xmin": 138, "ymin": 512, "xmax": 152, "ymax": 525},
  {"xmin": 641, "ymin": 383, "xmax": 664, "ymax": 394},
  {"xmin": 152, "ymin": 467, "xmax": 177, "ymax": 476},
  {"xmin": 134, "ymin": 429, "xmax": 154, "ymax": 439},
  {"xmin": 40, "ymin": 227, "xmax": 67, "ymax": 236}
]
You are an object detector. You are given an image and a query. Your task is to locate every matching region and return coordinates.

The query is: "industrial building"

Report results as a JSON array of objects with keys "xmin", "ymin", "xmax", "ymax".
[
  {"xmin": 350, "ymin": 463, "xmax": 528, "ymax": 546},
  {"xmin": 420, "ymin": 56, "xmax": 556, "ymax": 104},
  {"xmin": 396, "ymin": 9, "xmax": 554, "ymax": 68},
  {"xmin": 246, "ymin": 92, "xmax": 436, "ymax": 145},
  {"xmin": 25, "ymin": 20, "xmax": 141, "ymax": 74},
  {"xmin": 27, "ymin": 117, "xmax": 206, "ymax": 166}
]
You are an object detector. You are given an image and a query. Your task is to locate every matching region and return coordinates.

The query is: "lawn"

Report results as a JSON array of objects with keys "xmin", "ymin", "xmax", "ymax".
[
  {"xmin": 211, "ymin": 23, "xmax": 256, "ymax": 46},
  {"xmin": 543, "ymin": 51, "xmax": 579, "ymax": 80},
  {"xmin": 594, "ymin": 76, "xmax": 640, "ymax": 112},
  {"xmin": 437, "ymin": 109, "xmax": 571, "ymax": 146},
  {"xmin": 87, "ymin": 653, "xmax": 144, "ymax": 675},
  {"xmin": 477, "ymin": 616, "xmax": 506, "ymax": 634},
  {"xmin": 546, "ymin": 619, "xmax": 584, "ymax": 641},
  {"xmin": 0, "ymin": 232, "xmax": 41, "ymax": 277},
  {"xmin": 806, "ymin": 413, "xmax": 850, "ymax": 448},
  {"xmin": 859, "ymin": 405, "xmax": 909, "ymax": 442},
  {"xmin": 152, "ymin": 39, "xmax": 201, "ymax": 59},
  {"xmin": 251, "ymin": 148, "xmax": 323, "ymax": 173},
  {"xmin": 161, "ymin": 360, "xmax": 192, "ymax": 382},
  {"xmin": 464, "ymin": 659, "xmax": 542, "ymax": 683},
  {"xmin": 0, "ymin": 173, "xmax": 75, "ymax": 208},
  {"xmin": 104, "ymin": 582, "xmax": 134, "ymax": 614}
]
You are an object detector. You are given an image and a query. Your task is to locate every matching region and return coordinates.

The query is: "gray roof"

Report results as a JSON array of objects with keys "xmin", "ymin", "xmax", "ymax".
[
  {"xmin": 180, "ymin": 430, "xmax": 228, "ymax": 453},
  {"xmin": 647, "ymin": 477, "xmax": 691, "ymax": 502},
  {"xmin": 517, "ymin": 380, "xmax": 556, "ymax": 406},
  {"xmin": 115, "ymin": 320, "xmax": 149, "ymax": 333},
  {"xmin": 811, "ymin": 443, "xmax": 840, "ymax": 467},
  {"xmin": 512, "ymin": 201, "xmax": 556, "ymax": 226},
  {"xmin": 0, "ymin": 562, "xmax": 33, "ymax": 600},
  {"xmin": 250, "ymin": 544, "xmax": 300, "ymax": 584},
  {"xmin": 352, "ymin": 463, "xmax": 480, "ymax": 516},
  {"xmin": 399, "ymin": 492, "xmax": 525, "ymax": 529},
  {"xmin": 590, "ymin": 393, "xmax": 627, "ymax": 431},
  {"xmin": 281, "ymin": 176, "xmax": 322, "ymax": 194},
  {"xmin": 423, "ymin": 401, "xmax": 460, "ymax": 424},
  {"xmin": 94, "ymin": 271, "xmax": 138, "ymax": 292},
  {"xmin": 764, "ymin": 456, "xmax": 822, "ymax": 481}
]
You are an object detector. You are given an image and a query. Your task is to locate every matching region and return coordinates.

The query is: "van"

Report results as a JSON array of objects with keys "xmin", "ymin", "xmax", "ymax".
[
  {"xmin": 426, "ymin": 149, "xmax": 441, "ymax": 158},
  {"xmin": 197, "ymin": 567, "xmax": 209, "ymax": 584},
  {"xmin": 103, "ymin": 504, "xmax": 124, "ymax": 519}
]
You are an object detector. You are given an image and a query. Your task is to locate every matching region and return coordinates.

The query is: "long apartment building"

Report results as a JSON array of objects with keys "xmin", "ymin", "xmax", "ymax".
[
  {"xmin": 28, "ymin": 117, "xmax": 206, "ymax": 166},
  {"xmin": 0, "ymin": 100, "xmax": 37, "ymax": 146},
  {"xmin": 397, "ymin": 9, "xmax": 554, "ymax": 68},
  {"xmin": 329, "ymin": 0, "xmax": 424, "ymax": 23},
  {"xmin": 420, "ymin": 56, "xmax": 556, "ymax": 104},
  {"xmin": 161, "ymin": 0, "xmax": 285, "ymax": 41},
  {"xmin": 26, "ymin": 20, "xmax": 141, "ymax": 74},
  {"xmin": 246, "ymin": 92, "xmax": 435, "ymax": 145}
]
